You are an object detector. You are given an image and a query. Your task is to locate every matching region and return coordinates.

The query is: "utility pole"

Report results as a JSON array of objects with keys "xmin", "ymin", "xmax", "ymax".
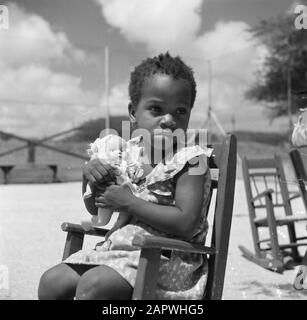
[
  {"xmin": 287, "ymin": 32, "xmax": 293, "ymax": 132},
  {"xmin": 104, "ymin": 46, "xmax": 110, "ymax": 132},
  {"xmin": 231, "ymin": 113, "xmax": 236, "ymax": 132},
  {"xmin": 287, "ymin": 65, "xmax": 292, "ymax": 132},
  {"xmin": 207, "ymin": 60, "xmax": 212, "ymax": 142}
]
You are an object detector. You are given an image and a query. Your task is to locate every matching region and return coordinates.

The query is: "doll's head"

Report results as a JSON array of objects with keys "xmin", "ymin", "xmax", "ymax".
[
  {"xmin": 103, "ymin": 135, "xmax": 126, "ymax": 153},
  {"xmin": 88, "ymin": 134, "xmax": 126, "ymax": 159}
]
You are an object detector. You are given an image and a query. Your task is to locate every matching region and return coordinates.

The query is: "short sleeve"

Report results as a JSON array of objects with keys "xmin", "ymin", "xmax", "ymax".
[{"xmin": 145, "ymin": 145, "xmax": 213, "ymax": 187}]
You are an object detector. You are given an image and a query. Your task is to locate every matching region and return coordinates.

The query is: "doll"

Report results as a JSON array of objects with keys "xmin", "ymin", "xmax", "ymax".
[{"xmin": 81, "ymin": 134, "xmax": 143, "ymax": 231}]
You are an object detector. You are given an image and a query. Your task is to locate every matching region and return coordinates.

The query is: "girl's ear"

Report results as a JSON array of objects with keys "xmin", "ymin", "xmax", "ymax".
[{"xmin": 128, "ymin": 103, "xmax": 137, "ymax": 124}]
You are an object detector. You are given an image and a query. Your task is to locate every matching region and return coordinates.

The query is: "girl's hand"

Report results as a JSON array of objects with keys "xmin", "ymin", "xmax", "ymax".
[
  {"xmin": 83, "ymin": 158, "xmax": 117, "ymax": 185},
  {"xmin": 95, "ymin": 185, "xmax": 133, "ymax": 211}
]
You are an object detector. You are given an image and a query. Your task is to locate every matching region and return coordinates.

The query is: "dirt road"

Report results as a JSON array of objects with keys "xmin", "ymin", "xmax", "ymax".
[{"xmin": 1, "ymin": 180, "xmax": 307, "ymax": 300}]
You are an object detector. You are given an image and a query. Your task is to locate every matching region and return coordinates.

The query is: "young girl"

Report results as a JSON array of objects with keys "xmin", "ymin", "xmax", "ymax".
[{"xmin": 38, "ymin": 52, "xmax": 212, "ymax": 300}]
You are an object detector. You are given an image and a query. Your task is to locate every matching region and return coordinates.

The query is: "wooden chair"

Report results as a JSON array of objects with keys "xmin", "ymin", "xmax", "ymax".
[
  {"xmin": 289, "ymin": 148, "xmax": 307, "ymax": 213},
  {"xmin": 289, "ymin": 148, "xmax": 307, "ymax": 289},
  {"xmin": 61, "ymin": 134, "xmax": 237, "ymax": 300},
  {"xmin": 239, "ymin": 155, "xmax": 307, "ymax": 273}
]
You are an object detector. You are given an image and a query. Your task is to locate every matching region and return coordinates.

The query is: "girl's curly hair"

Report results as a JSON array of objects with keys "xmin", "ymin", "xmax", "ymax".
[{"xmin": 129, "ymin": 52, "xmax": 197, "ymax": 107}]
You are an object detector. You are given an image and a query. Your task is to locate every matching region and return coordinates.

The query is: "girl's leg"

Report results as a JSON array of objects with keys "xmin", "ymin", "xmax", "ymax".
[
  {"xmin": 75, "ymin": 265, "xmax": 133, "ymax": 300},
  {"xmin": 38, "ymin": 263, "xmax": 92, "ymax": 300}
]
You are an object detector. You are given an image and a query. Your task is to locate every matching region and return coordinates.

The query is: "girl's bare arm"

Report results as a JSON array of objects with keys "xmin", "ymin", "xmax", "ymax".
[{"xmin": 119, "ymin": 162, "xmax": 206, "ymax": 240}]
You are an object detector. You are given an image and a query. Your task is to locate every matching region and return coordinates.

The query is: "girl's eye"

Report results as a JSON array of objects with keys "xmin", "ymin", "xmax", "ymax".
[
  {"xmin": 177, "ymin": 108, "xmax": 188, "ymax": 115},
  {"xmin": 150, "ymin": 106, "xmax": 162, "ymax": 113}
]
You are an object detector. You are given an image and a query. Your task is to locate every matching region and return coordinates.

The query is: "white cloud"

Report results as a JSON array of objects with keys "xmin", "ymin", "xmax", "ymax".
[
  {"xmin": 106, "ymin": 81, "xmax": 129, "ymax": 115},
  {"xmin": 96, "ymin": 0, "xmax": 202, "ymax": 52},
  {"xmin": 0, "ymin": 4, "xmax": 100, "ymax": 137},
  {"xmin": 0, "ymin": 3, "xmax": 86, "ymax": 66},
  {"xmin": 0, "ymin": 62, "xmax": 100, "ymax": 136},
  {"xmin": 0, "ymin": 63, "xmax": 94, "ymax": 104},
  {"xmin": 96, "ymin": 0, "xmax": 268, "ymax": 130}
]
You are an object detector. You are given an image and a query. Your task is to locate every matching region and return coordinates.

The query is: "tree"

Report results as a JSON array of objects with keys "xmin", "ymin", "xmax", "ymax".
[{"xmin": 246, "ymin": 2, "xmax": 307, "ymax": 121}]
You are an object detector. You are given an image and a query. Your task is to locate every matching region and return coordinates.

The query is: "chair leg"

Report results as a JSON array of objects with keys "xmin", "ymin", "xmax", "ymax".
[
  {"xmin": 239, "ymin": 193, "xmax": 284, "ymax": 273},
  {"xmin": 248, "ymin": 216, "xmax": 263, "ymax": 260},
  {"xmin": 286, "ymin": 223, "xmax": 301, "ymax": 261},
  {"xmin": 265, "ymin": 195, "xmax": 284, "ymax": 271},
  {"xmin": 62, "ymin": 231, "xmax": 85, "ymax": 261},
  {"xmin": 132, "ymin": 248, "xmax": 161, "ymax": 300}
]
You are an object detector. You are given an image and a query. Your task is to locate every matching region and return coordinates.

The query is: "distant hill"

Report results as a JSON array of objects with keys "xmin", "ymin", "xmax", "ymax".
[{"xmin": 64, "ymin": 115, "xmax": 130, "ymax": 142}]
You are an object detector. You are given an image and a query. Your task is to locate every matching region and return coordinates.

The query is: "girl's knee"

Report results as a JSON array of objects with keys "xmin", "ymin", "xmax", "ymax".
[
  {"xmin": 75, "ymin": 270, "xmax": 102, "ymax": 300},
  {"xmin": 76, "ymin": 266, "xmax": 132, "ymax": 300},
  {"xmin": 38, "ymin": 264, "xmax": 78, "ymax": 300},
  {"xmin": 38, "ymin": 268, "xmax": 60, "ymax": 300}
]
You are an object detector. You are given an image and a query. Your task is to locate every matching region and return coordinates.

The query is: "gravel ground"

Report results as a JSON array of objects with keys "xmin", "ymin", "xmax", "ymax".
[{"xmin": 1, "ymin": 179, "xmax": 307, "ymax": 300}]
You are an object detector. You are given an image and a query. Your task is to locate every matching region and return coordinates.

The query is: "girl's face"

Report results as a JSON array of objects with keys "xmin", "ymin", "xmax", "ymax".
[{"xmin": 129, "ymin": 73, "xmax": 192, "ymax": 140}]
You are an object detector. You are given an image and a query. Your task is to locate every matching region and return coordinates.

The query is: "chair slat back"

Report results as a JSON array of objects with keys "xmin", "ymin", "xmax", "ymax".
[
  {"xmin": 204, "ymin": 134, "xmax": 237, "ymax": 300},
  {"xmin": 242, "ymin": 156, "xmax": 292, "ymax": 212},
  {"xmin": 244, "ymin": 158, "xmax": 276, "ymax": 169}
]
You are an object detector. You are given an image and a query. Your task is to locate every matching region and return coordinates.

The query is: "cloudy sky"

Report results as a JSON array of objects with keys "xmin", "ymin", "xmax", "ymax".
[{"xmin": 0, "ymin": 0, "xmax": 295, "ymax": 137}]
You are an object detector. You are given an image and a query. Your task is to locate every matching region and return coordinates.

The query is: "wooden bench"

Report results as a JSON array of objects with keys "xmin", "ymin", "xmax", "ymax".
[{"xmin": 0, "ymin": 164, "xmax": 59, "ymax": 184}]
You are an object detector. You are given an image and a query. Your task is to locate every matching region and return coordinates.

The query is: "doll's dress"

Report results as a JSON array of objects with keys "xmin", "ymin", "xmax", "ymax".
[{"xmin": 64, "ymin": 144, "xmax": 212, "ymax": 300}]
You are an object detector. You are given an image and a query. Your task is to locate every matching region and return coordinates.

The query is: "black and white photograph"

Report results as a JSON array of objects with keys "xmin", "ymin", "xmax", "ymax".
[{"xmin": 1, "ymin": 0, "xmax": 307, "ymax": 304}]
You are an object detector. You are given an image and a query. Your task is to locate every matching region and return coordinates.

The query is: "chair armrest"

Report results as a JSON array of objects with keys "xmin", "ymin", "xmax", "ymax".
[
  {"xmin": 132, "ymin": 234, "xmax": 215, "ymax": 299},
  {"xmin": 61, "ymin": 222, "xmax": 109, "ymax": 237},
  {"xmin": 252, "ymin": 189, "xmax": 274, "ymax": 202},
  {"xmin": 132, "ymin": 234, "xmax": 216, "ymax": 255},
  {"xmin": 288, "ymin": 192, "xmax": 301, "ymax": 201}
]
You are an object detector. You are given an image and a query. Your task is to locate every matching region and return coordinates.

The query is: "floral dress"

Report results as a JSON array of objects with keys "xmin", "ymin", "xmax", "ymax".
[{"xmin": 64, "ymin": 145, "xmax": 212, "ymax": 300}]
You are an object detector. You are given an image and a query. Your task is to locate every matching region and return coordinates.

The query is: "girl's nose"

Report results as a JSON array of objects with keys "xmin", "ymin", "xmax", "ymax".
[{"xmin": 160, "ymin": 114, "xmax": 176, "ymax": 130}]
